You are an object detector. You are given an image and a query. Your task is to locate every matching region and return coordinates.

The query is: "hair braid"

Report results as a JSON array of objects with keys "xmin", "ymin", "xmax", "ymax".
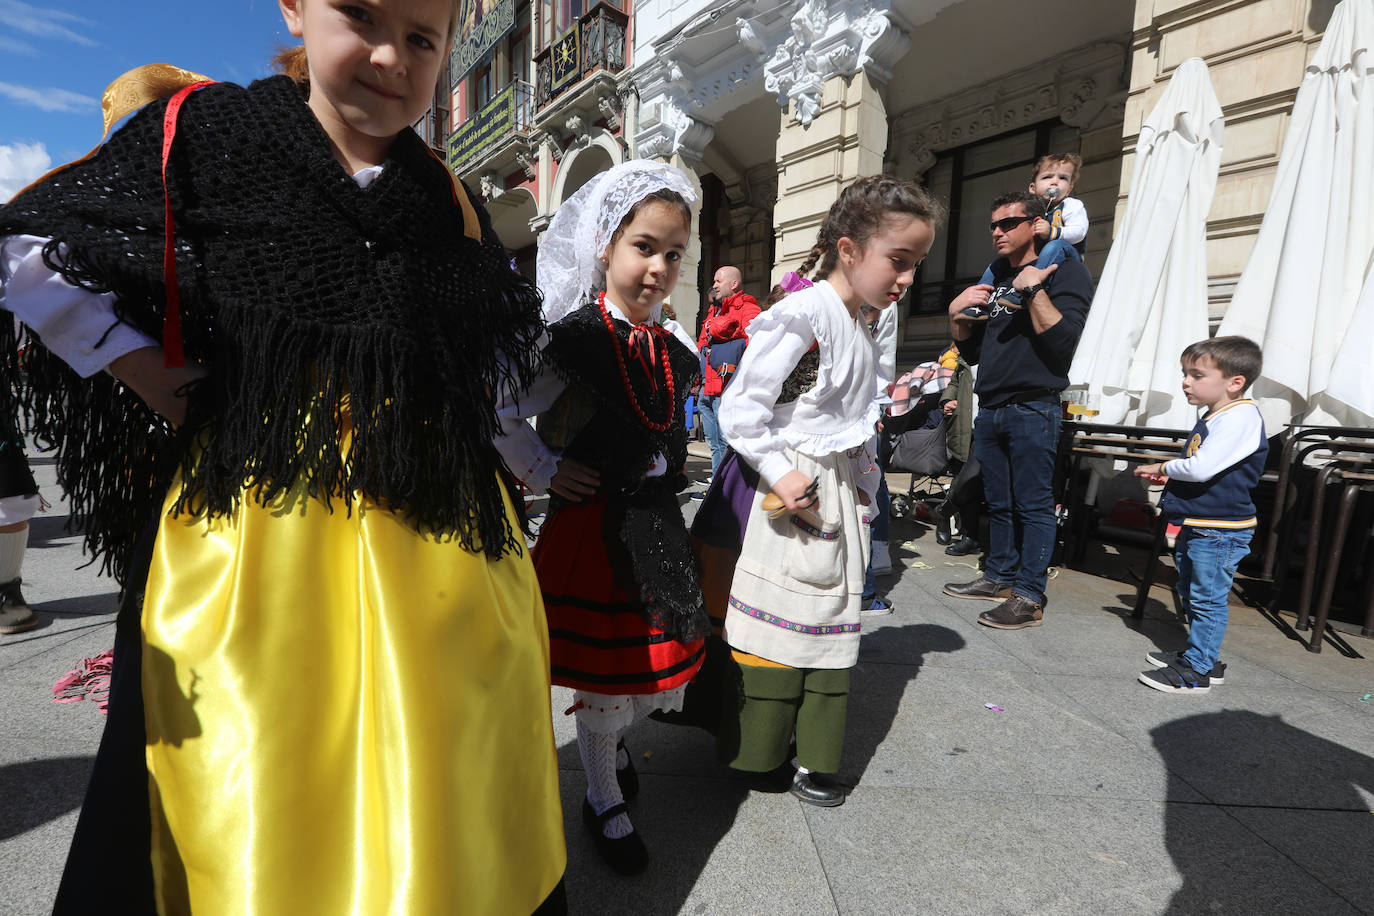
[{"xmin": 792, "ymin": 175, "xmax": 947, "ymax": 284}]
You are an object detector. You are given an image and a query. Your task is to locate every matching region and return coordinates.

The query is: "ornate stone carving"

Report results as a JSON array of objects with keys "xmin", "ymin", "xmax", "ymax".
[
  {"xmin": 564, "ymin": 113, "xmax": 585, "ymax": 137},
  {"xmin": 737, "ymin": 17, "xmax": 767, "ymax": 59},
  {"xmin": 513, "ymin": 150, "xmax": 537, "ymax": 180},
  {"xmin": 597, "ymin": 95, "xmax": 622, "ymax": 130},
  {"xmin": 479, "ymin": 173, "xmax": 504, "ymax": 200},
  {"xmin": 761, "ymin": 0, "xmax": 910, "ymax": 126},
  {"xmin": 530, "ymin": 130, "xmax": 562, "ymax": 159},
  {"xmin": 889, "ymin": 40, "xmax": 1128, "ymax": 176}
]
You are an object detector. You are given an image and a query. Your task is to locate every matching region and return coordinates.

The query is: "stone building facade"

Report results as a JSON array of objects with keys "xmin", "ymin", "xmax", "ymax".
[{"xmin": 439, "ymin": 0, "xmax": 1341, "ymax": 365}]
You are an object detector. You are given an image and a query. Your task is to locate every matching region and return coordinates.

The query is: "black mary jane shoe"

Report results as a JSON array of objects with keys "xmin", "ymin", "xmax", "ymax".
[
  {"xmin": 789, "ymin": 771, "xmax": 846, "ymax": 807},
  {"xmin": 616, "ymin": 738, "xmax": 639, "ymax": 800},
  {"xmin": 582, "ymin": 798, "xmax": 649, "ymax": 875}
]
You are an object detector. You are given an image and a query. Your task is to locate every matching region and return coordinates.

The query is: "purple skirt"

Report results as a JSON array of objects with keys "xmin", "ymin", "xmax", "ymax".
[{"xmin": 689, "ymin": 449, "xmax": 760, "ymax": 552}]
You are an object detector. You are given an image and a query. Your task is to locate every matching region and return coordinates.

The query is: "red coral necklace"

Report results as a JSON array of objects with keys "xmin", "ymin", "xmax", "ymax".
[{"xmin": 599, "ymin": 290, "xmax": 676, "ymax": 432}]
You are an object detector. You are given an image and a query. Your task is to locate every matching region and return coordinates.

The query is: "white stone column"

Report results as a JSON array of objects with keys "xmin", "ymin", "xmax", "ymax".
[
  {"xmin": 669, "ymin": 152, "xmax": 706, "ymax": 336},
  {"xmin": 773, "ymin": 69, "xmax": 889, "ymax": 281}
]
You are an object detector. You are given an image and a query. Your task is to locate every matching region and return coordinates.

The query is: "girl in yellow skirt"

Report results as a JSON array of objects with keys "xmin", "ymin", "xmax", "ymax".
[{"xmin": 0, "ymin": 0, "xmax": 565, "ymax": 912}]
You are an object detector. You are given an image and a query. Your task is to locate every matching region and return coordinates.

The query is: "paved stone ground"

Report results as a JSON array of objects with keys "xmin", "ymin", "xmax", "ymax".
[{"xmin": 3, "ymin": 442, "xmax": 1372, "ymax": 915}]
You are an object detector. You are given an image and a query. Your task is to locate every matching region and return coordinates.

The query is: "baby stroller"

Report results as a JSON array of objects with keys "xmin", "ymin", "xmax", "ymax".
[{"xmin": 884, "ymin": 361, "xmax": 953, "ymax": 519}]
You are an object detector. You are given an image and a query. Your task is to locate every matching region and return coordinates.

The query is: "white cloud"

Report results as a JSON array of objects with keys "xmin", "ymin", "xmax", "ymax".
[
  {"xmin": 0, "ymin": 33, "xmax": 36, "ymax": 55},
  {"xmin": 0, "ymin": 141, "xmax": 52, "ymax": 202},
  {"xmin": 0, "ymin": 0, "xmax": 96, "ymax": 47},
  {"xmin": 0, "ymin": 81, "xmax": 99, "ymax": 114}
]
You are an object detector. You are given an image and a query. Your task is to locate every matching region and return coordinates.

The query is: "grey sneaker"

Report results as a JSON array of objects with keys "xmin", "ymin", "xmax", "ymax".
[
  {"xmin": 1138, "ymin": 662, "xmax": 1210, "ymax": 694},
  {"xmin": 1146, "ymin": 650, "xmax": 1225, "ymax": 685},
  {"xmin": 0, "ymin": 578, "xmax": 37, "ymax": 635}
]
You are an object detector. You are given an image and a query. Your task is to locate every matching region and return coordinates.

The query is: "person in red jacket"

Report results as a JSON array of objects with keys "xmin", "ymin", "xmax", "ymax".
[{"xmin": 696, "ymin": 266, "xmax": 761, "ymax": 477}]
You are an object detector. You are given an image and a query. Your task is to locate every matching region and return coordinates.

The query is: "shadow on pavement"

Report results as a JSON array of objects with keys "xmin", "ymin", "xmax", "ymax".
[
  {"xmin": 0, "ymin": 755, "xmax": 96, "ymax": 840},
  {"xmin": 844, "ymin": 622, "xmax": 966, "ymax": 786},
  {"xmin": 1153, "ymin": 710, "xmax": 1374, "ymax": 914},
  {"xmin": 26, "ymin": 514, "xmax": 81, "ymax": 549},
  {"xmin": 555, "ymin": 723, "xmax": 752, "ymax": 916}
]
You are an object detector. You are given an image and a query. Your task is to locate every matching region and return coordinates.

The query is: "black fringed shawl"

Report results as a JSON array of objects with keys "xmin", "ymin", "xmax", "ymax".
[
  {"xmin": 0, "ymin": 76, "xmax": 544, "ymax": 583},
  {"xmin": 539, "ymin": 303, "xmax": 708, "ymax": 643}
]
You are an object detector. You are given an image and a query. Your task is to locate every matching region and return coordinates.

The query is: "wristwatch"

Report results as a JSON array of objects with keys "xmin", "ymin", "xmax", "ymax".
[{"xmin": 1016, "ymin": 282, "xmax": 1044, "ymax": 301}]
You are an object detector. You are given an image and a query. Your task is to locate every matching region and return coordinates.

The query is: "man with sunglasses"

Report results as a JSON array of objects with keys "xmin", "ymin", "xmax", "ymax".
[{"xmin": 942, "ymin": 190, "xmax": 1093, "ymax": 630}]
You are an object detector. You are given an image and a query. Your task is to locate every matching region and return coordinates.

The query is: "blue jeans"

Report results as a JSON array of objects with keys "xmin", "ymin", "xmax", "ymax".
[
  {"xmin": 697, "ymin": 394, "xmax": 727, "ymax": 476},
  {"xmin": 973, "ymin": 399, "xmax": 1060, "ymax": 606},
  {"xmin": 1176, "ymin": 526, "xmax": 1253, "ymax": 674},
  {"xmin": 978, "ymin": 240, "xmax": 1081, "ymax": 288},
  {"xmin": 862, "ymin": 477, "xmax": 891, "ymax": 600}
]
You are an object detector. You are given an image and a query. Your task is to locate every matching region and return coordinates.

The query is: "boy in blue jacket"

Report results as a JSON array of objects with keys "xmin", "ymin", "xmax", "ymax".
[{"xmin": 1134, "ymin": 336, "xmax": 1268, "ymax": 694}]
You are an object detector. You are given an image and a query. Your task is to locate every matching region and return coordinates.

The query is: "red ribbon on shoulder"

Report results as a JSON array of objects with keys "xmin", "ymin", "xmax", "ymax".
[{"xmin": 159, "ymin": 80, "xmax": 217, "ymax": 368}]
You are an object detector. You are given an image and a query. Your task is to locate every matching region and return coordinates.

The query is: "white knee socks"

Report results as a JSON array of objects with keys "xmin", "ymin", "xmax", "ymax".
[
  {"xmin": 576, "ymin": 718, "xmax": 634, "ymax": 839},
  {"xmin": 0, "ymin": 526, "xmax": 28, "ymax": 584}
]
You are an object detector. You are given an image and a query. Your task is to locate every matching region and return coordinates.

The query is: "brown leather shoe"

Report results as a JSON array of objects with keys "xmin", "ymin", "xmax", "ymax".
[
  {"xmin": 978, "ymin": 595, "xmax": 1043, "ymax": 629},
  {"xmin": 942, "ymin": 576, "xmax": 1013, "ymax": 602}
]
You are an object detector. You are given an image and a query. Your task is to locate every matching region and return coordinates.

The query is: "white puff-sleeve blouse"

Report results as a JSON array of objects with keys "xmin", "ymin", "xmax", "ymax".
[{"xmin": 718, "ymin": 279, "xmax": 883, "ymax": 491}]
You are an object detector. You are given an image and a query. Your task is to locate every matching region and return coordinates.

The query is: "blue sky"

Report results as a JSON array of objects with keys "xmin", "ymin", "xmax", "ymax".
[{"xmin": 0, "ymin": 1, "xmax": 295, "ymax": 200}]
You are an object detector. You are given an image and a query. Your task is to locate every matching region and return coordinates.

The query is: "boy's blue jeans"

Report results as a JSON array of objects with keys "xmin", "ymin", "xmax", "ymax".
[
  {"xmin": 974, "ymin": 399, "xmax": 1060, "ymax": 606},
  {"xmin": 978, "ymin": 239, "xmax": 1080, "ymax": 290},
  {"xmin": 1176, "ymin": 526, "xmax": 1253, "ymax": 675}
]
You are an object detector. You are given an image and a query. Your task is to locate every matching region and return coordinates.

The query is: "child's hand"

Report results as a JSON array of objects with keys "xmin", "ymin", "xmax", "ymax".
[
  {"xmin": 107, "ymin": 346, "xmax": 207, "ymax": 426},
  {"xmin": 1134, "ymin": 463, "xmax": 1169, "ymax": 484},
  {"xmin": 549, "ymin": 457, "xmax": 600, "ymax": 501},
  {"xmin": 1033, "ymin": 217, "xmax": 1052, "ymax": 240},
  {"xmin": 772, "ymin": 469, "xmax": 819, "ymax": 515},
  {"xmin": 942, "ymin": 399, "xmax": 958, "ymax": 415},
  {"xmin": 949, "ymin": 284, "xmax": 993, "ymax": 318}
]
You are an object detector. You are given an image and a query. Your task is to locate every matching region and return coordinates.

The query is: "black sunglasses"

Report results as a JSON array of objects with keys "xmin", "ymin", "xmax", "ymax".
[{"xmin": 990, "ymin": 215, "xmax": 1034, "ymax": 233}]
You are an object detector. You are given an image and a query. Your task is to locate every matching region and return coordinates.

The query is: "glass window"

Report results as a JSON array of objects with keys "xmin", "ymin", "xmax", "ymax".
[
  {"xmin": 474, "ymin": 66, "xmax": 492, "ymax": 109},
  {"xmin": 508, "ymin": 30, "xmax": 531, "ymax": 85},
  {"xmin": 539, "ymin": 0, "xmax": 553, "ymax": 48}
]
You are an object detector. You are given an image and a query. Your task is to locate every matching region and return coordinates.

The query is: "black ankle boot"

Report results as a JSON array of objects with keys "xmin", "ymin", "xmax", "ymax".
[{"xmin": 945, "ymin": 535, "xmax": 980, "ymax": 557}]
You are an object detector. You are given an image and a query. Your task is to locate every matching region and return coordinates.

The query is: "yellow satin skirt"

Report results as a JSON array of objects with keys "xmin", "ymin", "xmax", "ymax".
[{"xmin": 139, "ymin": 476, "xmax": 565, "ymax": 915}]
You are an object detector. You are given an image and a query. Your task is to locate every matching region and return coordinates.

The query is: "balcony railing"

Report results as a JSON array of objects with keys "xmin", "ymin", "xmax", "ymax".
[
  {"xmin": 534, "ymin": 3, "xmax": 628, "ymax": 111},
  {"xmin": 446, "ymin": 79, "xmax": 535, "ymax": 173}
]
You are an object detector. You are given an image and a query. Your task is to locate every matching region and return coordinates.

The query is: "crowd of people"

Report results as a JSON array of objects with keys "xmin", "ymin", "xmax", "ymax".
[{"xmin": 0, "ymin": 0, "xmax": 1271, "ymax": 910}]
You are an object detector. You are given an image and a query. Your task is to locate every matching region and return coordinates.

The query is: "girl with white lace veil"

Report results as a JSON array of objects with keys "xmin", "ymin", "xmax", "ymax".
[
  {"xmin": 690, "ymin": 176, "xmax": 943, "ymax": 807},
  {"xmin": 494, "ymin": 160, "xmax": 708, "ymax": 875}
]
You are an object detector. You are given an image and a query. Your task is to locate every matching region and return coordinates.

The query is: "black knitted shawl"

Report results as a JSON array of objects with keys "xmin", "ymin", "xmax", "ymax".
[
  {"xmin": 539, "ymin": 303, "xmax": 708, "ymax": 643},
  {"xmin": 0, "ymin": 76, "xmax": 544, "ymax": 583}
]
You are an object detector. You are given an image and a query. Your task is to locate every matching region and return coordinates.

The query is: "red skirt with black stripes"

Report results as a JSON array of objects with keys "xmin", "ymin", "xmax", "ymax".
[{"xmin": 533, "ymin": 495, "xmax": 704, "ymax": 695}]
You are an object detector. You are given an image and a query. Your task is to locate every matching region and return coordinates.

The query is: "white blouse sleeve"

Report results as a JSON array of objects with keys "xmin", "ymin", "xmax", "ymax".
[
  {"xmin": 0, "ymin": 235, "xmax": 159, "ymax": 378},
  {"xmin": 718, "ymin": 305, "xmax": 816, "ymax": 489},
  {"xmin": 493, "ymin": 361, "xmax": 567, "ymax": 495}
]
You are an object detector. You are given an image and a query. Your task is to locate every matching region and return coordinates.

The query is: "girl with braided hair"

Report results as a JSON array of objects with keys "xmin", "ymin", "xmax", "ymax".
[
  {"xmin": 691, "ymin": 175, "xmax": 942, "ymax": 806},
  {"xmin": 494, "ymin": 160, "xmax": 708, "ymax": 876},
  {"xmin": 0, "ymin": 0, "xmax": 565, "ymax": 912}
]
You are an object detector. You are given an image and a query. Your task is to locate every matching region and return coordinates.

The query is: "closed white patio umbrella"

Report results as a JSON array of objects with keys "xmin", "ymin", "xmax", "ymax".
[
  {"xmin": 1217, "ymin": 0, "xmax": 1374, "ymax": 434},
  {"xmin": 1068, "ymin": 57, "xmax": 1223, "ymax": 431}
]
